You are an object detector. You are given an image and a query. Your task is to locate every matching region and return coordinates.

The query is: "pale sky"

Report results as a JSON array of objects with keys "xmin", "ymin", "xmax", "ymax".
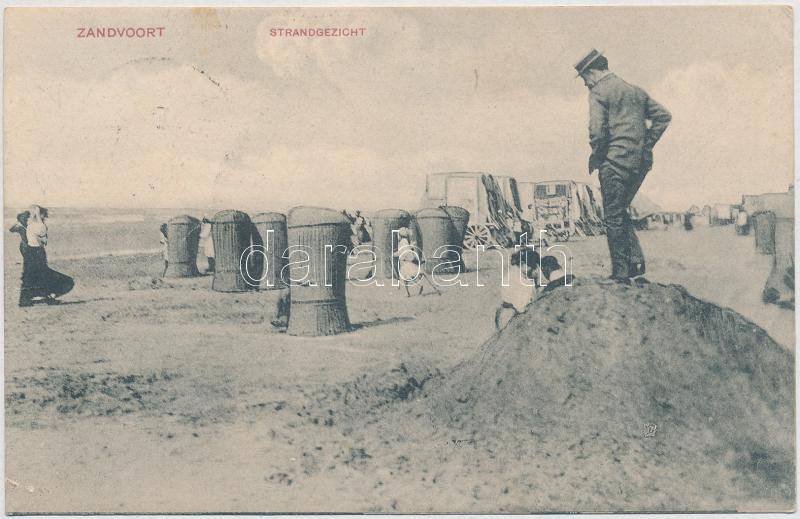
[{"xmin": 4, "ymin": 6, "xmax": 794, "ymax": 212}]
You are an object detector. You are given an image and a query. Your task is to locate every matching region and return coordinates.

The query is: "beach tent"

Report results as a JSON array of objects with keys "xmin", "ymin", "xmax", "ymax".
[
  {"xmin": 711, "ymin": 204, "xmax": 734, "ymax": 225},
  {"xmin": 691, "ymin": 205, "xmax": 713, "ymax": 226},
  {"xmin": 743, "ymin": 192, "xmax": 793, "ymax": 216},
  {"xmin": 629, "ymin": 191, "xmax": 662, "ymax": 221}
]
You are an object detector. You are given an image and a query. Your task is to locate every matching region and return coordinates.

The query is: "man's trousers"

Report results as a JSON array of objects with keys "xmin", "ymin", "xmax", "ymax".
[{"xmin": 599, "ymin": 163, "xmax": 647, "ymax": 279}]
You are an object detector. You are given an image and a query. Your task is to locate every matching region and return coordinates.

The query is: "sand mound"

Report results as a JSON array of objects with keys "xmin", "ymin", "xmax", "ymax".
[
  {"xmin": 279, "ymin": 279, "xmax": 793, "ymax": 510},
  {"xmin": 382, "ymin": 278, "xmax": 794, "ymax": 510},
  {"xmin": 279, "ymin": 278, "xmax": 794, "ymax": 510}
]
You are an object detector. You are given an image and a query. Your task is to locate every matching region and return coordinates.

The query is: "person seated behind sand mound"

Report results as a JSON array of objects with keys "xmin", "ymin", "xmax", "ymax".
[
  {"xmin": 539, "ymin": 255, "xmax": 574, "ymax": 294},
  {"xmin": 496, "ymin": 248, "xmax": 540, "ymax": 330}
]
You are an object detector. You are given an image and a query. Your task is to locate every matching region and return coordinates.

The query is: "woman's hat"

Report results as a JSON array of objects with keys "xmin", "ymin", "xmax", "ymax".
[{"xmin": 574, "ymin": 48, "xmax": 604, "ymax": 77}]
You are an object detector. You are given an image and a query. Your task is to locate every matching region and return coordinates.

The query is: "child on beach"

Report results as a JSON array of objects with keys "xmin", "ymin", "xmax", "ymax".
[
  {"xmin": 199, "ymin": 217, "xmax": 215, "ymax": 273},
  {"xmin": 159, "ymin": 223, "xmax": 169, "ymax": 277},
  {"xmin": 495, "ymin": 248, "xmax": 540, "ymax": 330},
  {"xmin": 270, "ymin": 289, "xmax": 291, "ymax": 332},
  {"xmin": 394, "ymin": 226, "xmax": 441, "ymax": 297}
]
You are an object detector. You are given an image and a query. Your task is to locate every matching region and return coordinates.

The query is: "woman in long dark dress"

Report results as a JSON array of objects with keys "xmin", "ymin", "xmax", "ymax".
[
  {"xmin": 10, "ymin": 210, "xmax": 35, "ymax": 306},
  {"xmin": 10, "ymin": 205, "xmax": 74, "ymax": 307}
]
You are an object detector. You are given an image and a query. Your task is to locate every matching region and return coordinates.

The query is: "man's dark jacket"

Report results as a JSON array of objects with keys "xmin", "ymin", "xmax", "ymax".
[{"xmin": 589, "ymin": 73, "xmax": 671, "ymax": 173}]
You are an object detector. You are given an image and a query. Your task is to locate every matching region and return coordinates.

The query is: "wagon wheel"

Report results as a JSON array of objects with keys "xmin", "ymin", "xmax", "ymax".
[{"xmin": 463, "ymin": 224, "xmax": 492, "ymax": 250}]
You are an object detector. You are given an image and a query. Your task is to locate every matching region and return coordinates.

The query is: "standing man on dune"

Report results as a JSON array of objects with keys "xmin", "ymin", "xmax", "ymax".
[{"xmin": 575, "ymin": 49, "xmax": 671, "ymax": 284}]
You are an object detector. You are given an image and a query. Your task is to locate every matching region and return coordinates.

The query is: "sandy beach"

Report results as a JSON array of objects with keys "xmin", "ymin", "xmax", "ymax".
[
  {"xmin": 4, "ymin": 4, "xmax": 796, "ymax": 513},
  {"xmin": 4, "ymin": 225, "xmax": 794, "ymax": 513}
]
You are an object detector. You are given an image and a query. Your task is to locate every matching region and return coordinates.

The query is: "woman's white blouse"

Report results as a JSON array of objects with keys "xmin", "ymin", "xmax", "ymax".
[{"xmin": 26, "ymin": 220, "xmax": 47, "ymax": 247}]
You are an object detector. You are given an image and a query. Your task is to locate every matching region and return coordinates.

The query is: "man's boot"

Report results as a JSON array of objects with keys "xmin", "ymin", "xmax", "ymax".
[
  {"xmin": 630, "ymin": 261, "xmax": 649, "ymax": 285},
  {"xmin": 18, "ymin": 290, "xmax": 33, "ymax": 307}
]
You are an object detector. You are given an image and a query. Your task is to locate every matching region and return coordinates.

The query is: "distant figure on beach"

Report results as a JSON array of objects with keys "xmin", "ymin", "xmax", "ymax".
[
  {"xmin": 394, "ymin": 226, "xmax": 441, "ymax": 297},
  {"xmin": 540, "ymin": 255, "xmax": 576, "ymax": 293},
  {"xmin": 354, "ymin": 210, "xmax": 370, "ymax": 244},
  {"xmin": 159, "ymin": 223, "xmax": 169, "ymax": 277},
  {"xmin": 270, "ymin": 290, "xmax": 291, "ymax": 332},
  {"xmin": 496, "ymin": 248, "xmax": 540, "ymax": 330},
  {"xmin": 199, "ymin": 216, "xmax": 215, "ymax": 273},
  {"xmin": 735, "ymin": 209, "xmax": 750, "ymax": 236},
  {"xmin": 575, "ymin": 48, "xmax": 671, "ymax": 285},
  {"xmin": 683, "ymin": 212, "xmax": 694, "ymax": 231},
  {"xmin": 342, "ymin": 209, "xmax": 371, "ymax": 247},
  {"xmin": 9, "ymin": 205, "xmax": 74, "ymax": 307}
]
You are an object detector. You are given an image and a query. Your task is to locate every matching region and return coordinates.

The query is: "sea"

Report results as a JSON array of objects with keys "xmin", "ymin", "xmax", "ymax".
[{"xmin": 4, "ymin": 207, "xmax": 207, "ymax": 262}]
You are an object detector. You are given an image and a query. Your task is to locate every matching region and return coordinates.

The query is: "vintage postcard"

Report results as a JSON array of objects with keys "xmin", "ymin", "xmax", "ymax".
[{"xmin": 3, "ymin": 5, "xmax": 795, "ymax": 514}]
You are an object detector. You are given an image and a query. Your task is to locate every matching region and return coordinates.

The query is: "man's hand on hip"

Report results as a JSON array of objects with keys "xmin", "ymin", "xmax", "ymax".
[
  {"xmin": 642, "ymin": 149, "xmax": 654, "ymax": 173},
  {"xmin": 588, "ymin": 154, "xmax": 602, "ymax": 175}
]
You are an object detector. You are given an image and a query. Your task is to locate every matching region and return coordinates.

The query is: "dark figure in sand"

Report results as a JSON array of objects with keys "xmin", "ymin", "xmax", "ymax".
[
  {"xmin": 539, "ymin": 255, "xmax": 576, "ymax": 293},
  {"xmin": 9, "ymin": 205, "xmax": 74, "ymax": 307}
]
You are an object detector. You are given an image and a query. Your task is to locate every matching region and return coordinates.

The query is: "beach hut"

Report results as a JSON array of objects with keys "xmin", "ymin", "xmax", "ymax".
[
  {"xmin": 211, "ymin": 210, "xmax": 253, "ymax": 292},
  {"xmin": 286, "ymin": 206, "xmax": 351, "ymax": 336},
  {"xmin": 710, "ymin": 204, "xmax": 734, "ymax": 226},
  {"xmin": 762, "ymin": 217, "xmax": 794, "ymax": 307},
  {"xmin": 630, "ymin": 192, "xmax": 662, "ymax": 222},
  {"xmin": 752, "ymin": 211, "xmax": 776, "ymax": 255},
  {"xmin": 735, "ymin": 208, "xmax": 750, "ymax": 236},
  {"xmin": 415, "ymin": 207, "xmax": 460, "ymax": 274},
  {"xmin": 164, "ymin": 215, "xmax": 201, "ymax": 278},
  {"xmin": 370, "ymin": 209, "xmax": 412, "ymax": 278},
  {"xmin": 251, "ymin": 212, "xmax": 288, "ymax": 290},
  {"xmin": 440, "ymin": 205, "xmax": 470, "ymax": 248},
  {"xmin": 441, "ymin": 205, "xmax": 469, "ymax": 271},
  {"xmin": 762, "ymin": 200, "xmax": 794, "ymax": 307},
  {"xmin": 421, "ymin": 172, "xmax": 527, "ymax": 249},
  {"xmin": 741, "ymin": 195, "xmax": 762, "ymax": 216}
]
